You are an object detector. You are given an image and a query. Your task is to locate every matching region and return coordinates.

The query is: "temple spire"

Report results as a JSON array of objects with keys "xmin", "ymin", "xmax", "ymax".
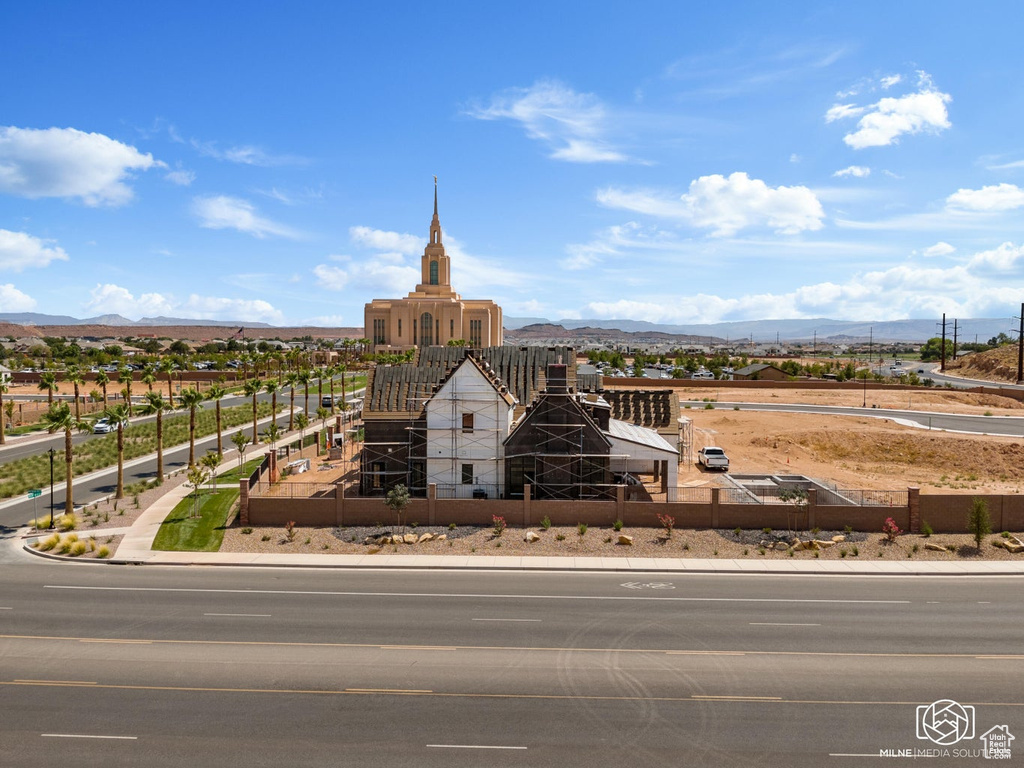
[
  {"xmin": 429, "ymin": 176, "xmax": 442, "ymax": 246},
  {"xmin": 433, "ymin": 175, "xmax": 438, "ymax": 216}
]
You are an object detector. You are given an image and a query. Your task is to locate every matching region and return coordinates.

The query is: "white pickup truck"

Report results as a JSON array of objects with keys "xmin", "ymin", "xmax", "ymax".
[{"xmin": 697, "ymin": 446, "xmax": 730, "ymax": 471}]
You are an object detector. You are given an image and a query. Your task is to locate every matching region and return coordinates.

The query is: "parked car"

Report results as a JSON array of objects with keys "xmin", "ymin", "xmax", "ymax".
[
  {"xmin": 697, "ymin": 446, "xmax": 730, "ymax": 471},
  {"xmin": 92, "ymin": 417, "xmax": 128, "ymax": 434},
  {"xmin": 321, "ymin": 395, "xmax": 334, "ymax": 408}
]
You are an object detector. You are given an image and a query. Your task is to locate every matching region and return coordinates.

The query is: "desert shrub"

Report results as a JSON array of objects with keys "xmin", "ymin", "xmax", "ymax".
[
  {"xmin": 96, "ymin": 546, "xmax": 111, "ymax": 559},
  {"xmin": 577, "ymin": 522, "xmax": 588, "ymax": 536},
  {"xmin": 492, "ymin": 515, "xmax": 506, "ymax": 537},
  {"xmin": 285, "ymin": 521, "xmax": 296, "ymax": 542},
  {"xmin": 58, "ymin": 513, "xmax": 77, "ymax": 531},
  {"xmin": 241, "ymin": 527, "xmax": 253, "ymax": 534},
  {"xmin": 70, "ymin": 541, "xmax": 88, "ymax": 557},
  {"xmin": 882, "ymin": 517, "xmax": 901, "ymax": 542},
  {"xmin": 658, "ymin": 514, "xmax": 675, "ymax": 538},
  {"xmin": 613, "ymin": 519, "xmax": 624, "ymax": 532},
  {"xmin": 540, "ymin": 515, "xmax": 552, "ymax": 531},
  {"xmin": 921, "ymin": 520, "xmax": 933, "ymax": 538}
]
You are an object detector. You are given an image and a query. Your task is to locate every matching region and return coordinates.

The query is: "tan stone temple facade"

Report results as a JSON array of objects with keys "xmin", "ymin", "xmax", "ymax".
[{"xmin": 364, "ymin": 182, "xmax": 503, "ymax": 352}]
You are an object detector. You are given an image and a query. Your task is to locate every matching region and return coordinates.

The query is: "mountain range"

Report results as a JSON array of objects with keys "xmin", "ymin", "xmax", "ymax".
[{"xmin": 0, "ymin": 312, "xmax": 1012, "ymax": 343}]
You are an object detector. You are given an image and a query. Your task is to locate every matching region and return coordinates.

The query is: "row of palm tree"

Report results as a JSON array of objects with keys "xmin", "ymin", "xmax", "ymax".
[{"xmin": 33, "ymin": 357, "xmax": 362, "ymax": 514}]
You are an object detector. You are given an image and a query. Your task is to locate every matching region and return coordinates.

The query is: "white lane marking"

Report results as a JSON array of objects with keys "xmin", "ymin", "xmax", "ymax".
[
  {"xmin": 828, "ymin": 754, "xmax": 884, "ymax": 758},
  {"xmin": 472, "ymin": 618, "xmax": 541, "ymax": 622},
  {"xmin": 427, "ymin": 744, "xmax": 527, "ymax": 750},
  {"xmin": 45, "ymin": 585, "xmax": 910, "ymax": 605},
  {"xmin": 749, "ymin": 622, "xmax": 821, "ymax": 626},
  {"xmin": 42, "ymin": 734, "xmax": 137, "ymax": 740},
  {"xmin": 203, "ymin": 613, "xmax": 271, "ymax": 617},
  {"xmin": 0, "ymin": 607, "xmax": 11, "ymax": 610},
  {"xmin": 978, "ymin": 601, "xmax": 991, "ymax": 604}
]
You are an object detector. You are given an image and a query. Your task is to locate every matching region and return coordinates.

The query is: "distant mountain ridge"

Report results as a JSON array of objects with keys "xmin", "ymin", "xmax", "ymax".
[
  {"xmin": 0, "ymin": 312, "xmax": 272, "ymax": 328},
  {"xmin": 504, "ymin": 316, "xmax": 1011, "ymax": 343}
]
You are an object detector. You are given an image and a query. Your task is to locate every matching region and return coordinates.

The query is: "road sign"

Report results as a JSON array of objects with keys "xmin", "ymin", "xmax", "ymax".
[{"xmin": 27, "ymin": 489, "xmax": 42, "ymax": 499}]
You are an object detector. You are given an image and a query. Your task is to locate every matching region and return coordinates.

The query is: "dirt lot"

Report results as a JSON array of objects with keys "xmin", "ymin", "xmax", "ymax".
[{"xmin": 668, "ymin": 386, "xmax": 1024, "ymax": 494}]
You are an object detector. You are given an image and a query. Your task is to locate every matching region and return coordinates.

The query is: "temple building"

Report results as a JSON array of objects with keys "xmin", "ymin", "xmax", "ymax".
[{"xmin": 364, "ymin": 181, "xmax": 503, "ymax": 352}]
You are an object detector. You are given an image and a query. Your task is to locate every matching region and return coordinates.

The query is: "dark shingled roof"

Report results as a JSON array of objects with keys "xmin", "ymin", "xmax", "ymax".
[
  {"xmin": 415, "ymin": 346, "xmax": 575, "ymax": 406},
  {"xmin": 365, "ymin": 365, "xmax": 447, "ymax": 414},
  {"xmin": 600, "ymin": 389, "xmax": 678, "ymax": 430}
]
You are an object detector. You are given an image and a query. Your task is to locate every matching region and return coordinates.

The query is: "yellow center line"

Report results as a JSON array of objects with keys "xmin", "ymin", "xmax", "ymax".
[
  {"xmin": 14, "ymin": 679, "xmax": 97, "ymax": 685},
  {"xmin": 345, "ymin": 688, "xmax": 433, "ymax": 693},
  {"xmin": 0, "ymin": 634, "xmax": 1018, "ymax": 661},
  {"xmin": 4, "ymin": 680, "xmax": 1024, "ymax": 708}
]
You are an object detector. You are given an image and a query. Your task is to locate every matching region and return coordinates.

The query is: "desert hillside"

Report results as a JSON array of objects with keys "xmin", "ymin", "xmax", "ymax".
[{"xmin": 950, "ymin": 345, "xmax": 1021, "ymax": 383}]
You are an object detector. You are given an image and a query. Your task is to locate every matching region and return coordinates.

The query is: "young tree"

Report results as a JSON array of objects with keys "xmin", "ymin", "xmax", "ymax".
[
  {"xmin": 384, "ymin": 482, "xmax": 411, "ymax": 535},
  {"xmin": 206, "ymin": 383, "xmax": 227, "ymax": 457},
  {"xmin": 230, "ymin": 429, "xmax": 250, "ymax": 468},
  {"xmin": 967, "ymin": 497, "xmax": 992, "ymax": 550},
  {"xmin": 295, "ymin": 412, "xmax": 310, "ymax": 445},
  {"xmin": 177, "ymin": 387, "xmax": 205, "ymax": 467},
  {"xmin": 262, "ymin": 421, "xmax": 281, "ymax": 449},
  {"xmin": 200, "ymin": 451, "xmax": 221, "ymax": 492},
  {"xmin": 186, "ymin": 466, "xmax": 208, "ymax": 519},
  {"xmin": 41, "ymin": 402, "xmax": 90, "ymax": 515},
  {"xmin": 140, "ymin": 391, "xmax": 170, "ymax": 483},
  {"xmin": 140, "ymin": 365, "xmax": 157, "ymax": 393}
]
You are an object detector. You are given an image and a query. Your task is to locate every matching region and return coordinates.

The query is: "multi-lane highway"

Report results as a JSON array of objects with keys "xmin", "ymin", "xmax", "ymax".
[{"xmin": 1, "ymin": 563, "xmax": 1021, "ymax": 767}]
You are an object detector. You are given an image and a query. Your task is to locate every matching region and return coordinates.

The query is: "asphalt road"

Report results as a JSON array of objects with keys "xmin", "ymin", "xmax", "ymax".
[
  {"xmin": 0, "ymin": 563, "xmax": 1021, "ymax": 767},
  {"xmin": 683, "ymin": 401, "xmax": 1024, "ymax": 437}
]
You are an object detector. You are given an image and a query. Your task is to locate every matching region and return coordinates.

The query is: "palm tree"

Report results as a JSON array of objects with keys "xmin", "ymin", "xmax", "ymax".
[
  {"xmin": 118, "ymin": 367, "xmax": 134, "ymax": 416},
  {"xmin": 141, "ymin": 365, "xmax": 157, "ymax": 393},
  {"xmin": 316, "ymin": 366, "xmax": 325, "ymax": 407},
  {"xmin": 94, "ymin": 369, "xmax": 110, "ymax": 404},
  {"xmin": 177, "ymin": 387, "xmax": 205, "ymax": 467},
  {"xmin": 283, "ymin": 371, "xmax": 299, "ymax": 431},
  {"xmin": 41, "ymin": 402, "xmax": 89, "ymax": 515},
  {"xmin": 38, "ymin": 371, "xmax": 58, "ymax": 406},
  {"xmin": 264, "ymin": 379, "xmax": 279, "ymax": 426},
  {"xmin": 298, "ymin": 368, "xmax": 312, "ymax": 418},
  {"xmin": 101, "ymin": 403, "xmax": 131, "ymax": 499},
  {"xmin": 66, "ymin": 365, "xmax": 85, "ymax": 419},
  {"xmin": 139, "ymin": 391, "xmax": 169, "ymax": 483},
  {"xmin": 324, "ymin": 364, "xmax": 340, "ymax": 412},
  {"xmin": 0, "ymin": 378, "xmax": 8, "ymax": 445},
  {"xmin": 159, "ymin": 358, "xmax": 176, "ymax": 403},
  {"xmin": 243, "ymin": 378, "xmax": 262, "ymax": 446},
  {"xmin": 206, "ymin": 383, "xmax": 227, "ymax": 457}
]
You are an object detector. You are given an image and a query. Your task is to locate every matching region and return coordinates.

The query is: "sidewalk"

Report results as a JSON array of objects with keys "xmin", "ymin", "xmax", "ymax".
[{"xmin": 19, "ymin": 444, "xmax": 1024, "ymax": 576}]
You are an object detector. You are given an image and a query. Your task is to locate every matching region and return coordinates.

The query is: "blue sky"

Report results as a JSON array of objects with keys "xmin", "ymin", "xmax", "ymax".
[{"xmin": 2, "ymin": 1, "xmax": 1024, "ymax": 329}]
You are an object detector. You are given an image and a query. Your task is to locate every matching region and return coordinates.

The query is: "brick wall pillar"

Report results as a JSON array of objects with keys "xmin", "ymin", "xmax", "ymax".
[
  {"xmin": 908, "ymin": 486, "xmax": 920, "ymax": 533},
  {"xmin": 616, "ymin": 485, "xmax": 625, "ymax": 520},
  {"xmin": 428, "ymin": 483, "xmax": 436, "ymax": 526},
  {"xmin": 711, "ymin": 487, "xmax": 720, "ymax": 529},
  {"xmin": 269, "ymin": 451, "xmax": 279, "ymax": 483},
  {"xmin": 335, "ymin": 481, "xmax": 344, "ymax": 526},
  {"xmin": 524, "ymin": 483, "xmax": 532, "ymax": 527},
  {"xmin": 336, "ymin": 414, "xmax": 343, "ymax": 433},
  {"xmin": 239, "ymin": 479, "xmax": 249, "ymax": 526}
]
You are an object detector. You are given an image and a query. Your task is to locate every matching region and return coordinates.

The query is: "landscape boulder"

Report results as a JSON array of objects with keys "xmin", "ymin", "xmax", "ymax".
[
  {"xmin": 831, "ymin": 535, "xmax": 846, "ymax": 543},
  {"xmin": 617, "ymin": 534, "xmax": 633, "ymax": 546},
  {"xmin": 402, "ymin": 533, "xmax": 418, "ymax": 545},
  {"xmin": 418, "ymin": 532, "xmax": 434, "ymax": 543},
  {"xmin": 525, "ymin": 531, "xmax": 541, "ymax": 543}
]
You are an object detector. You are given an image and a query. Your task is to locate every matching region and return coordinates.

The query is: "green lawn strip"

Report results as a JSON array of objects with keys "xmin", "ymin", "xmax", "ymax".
[
  {"xmin": 217, "ymin": 457, "xmax": 267, "ymax": 485},
  {"xmin": 0, "ymin": 402, "xmax": 274, "ymax": 499},
  {"xmin": 152, "ymin": 487, "xmax": 239, "ymax": 551}
]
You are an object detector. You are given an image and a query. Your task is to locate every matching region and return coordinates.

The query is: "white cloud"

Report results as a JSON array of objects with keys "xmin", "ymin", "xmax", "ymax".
[
  {"xmin": 164, "ymin": 165, "xmax": 195, "ymax": 186},
  {"xmin": 349, "ymin": 226, "xmax": 422, "ymax": 255},
  {"xmin": 302, "ymin": 314, "xmax": 351, "ymax": 327},
  {"xmin": 0, "ymin": 229, "xmax": 69, "ymax": 271},
  {"xmin": 313, "ymin": 260, "xmax": 419, "ymax": 295},
  {"xmin": 833, "ymin": 165, "xmax": 871, "ymax": 178},
  {"xmin": 828, "ymin": 73, "xmax": 952, "ymax": 149},
  {"xmin": 0, "ymin": 283, "xmax": 35, "ymax": 311},
  {"xmin": 83, "ymin": 283, "xmax": 284, "ymax": 323},
  {"xmin": 572, "ymin": 240, "xmax": 1024, "ymax": 323},
  {"xmin": 825, "ymin": 104, "xmax": 866, "ymax": 123},
  {"xmin": 0, "ymin": 125, "xmax": 160, "ymax": 206},
  {"xmin": 467, "ymin": 79, "xmax": 628, "ymax": 163},
  {"xmin": 562, "ymin": 222, "xmax": 680, "ymax": 270},
  {"xmin": 789, "ymin": 154, "xmax": 801, "ymax": 163},
  {"xmin": 192, "ymin": 195, "xmax": 300, "ymax": 239},
  {"xmin": 190, "ymin": 139, "xmax": 305, "ymax": 167},
  {"xmin": 946, "ymin": 183, "xmax": 1024, "ymax": 212},
  {"xmin": 922, "ymin": 241, "xmax": 955, "ymax": 257},
  {"xmin": 880, "ymin": 74, "xmax": 902, "ymax": 89},
  {"xmin": 985, "ymin": 159, "xmax": 1024, "ymax": 171},
  {"xmin": 601, "ymin": 172, "xmax": 824, "ymax": 237}
]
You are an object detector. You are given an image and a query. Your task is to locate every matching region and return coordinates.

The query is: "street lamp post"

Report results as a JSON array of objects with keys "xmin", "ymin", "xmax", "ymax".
[{"xmin": 47, "ymin": 447, "xmax": 56, "ymax": 528}]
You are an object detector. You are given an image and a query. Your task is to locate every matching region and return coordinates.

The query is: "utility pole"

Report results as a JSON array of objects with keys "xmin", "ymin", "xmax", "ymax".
[
  {"xmin": 1017, "ymin": 303, "xmax": 1024, "ymax": 385},
  {"xmin": 952, "ymin": 319, "xmax": 959, "ymax": 363},
  {"xmin": 940, "ymin": 313, "xmax": 947, "ymax": 373},
  {"xmin": 812, "ymin": 330, "xmax": 817, "ymax": 359}
]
